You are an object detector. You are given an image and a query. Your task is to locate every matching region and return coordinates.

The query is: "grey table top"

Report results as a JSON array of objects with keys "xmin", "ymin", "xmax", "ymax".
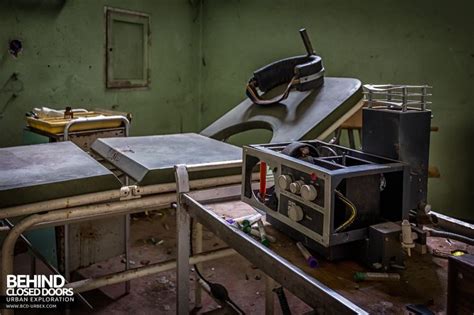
[
  {"xmin": 91, "ymin": 133, "xmax": 242, "ymax": 185},
  {"xmin": 201, "ymin": 77, "xmax": 362, "ymax": 142},
  {"xmin": 0, "ymin": 142, "xmax": 121, "ymax": 208}
]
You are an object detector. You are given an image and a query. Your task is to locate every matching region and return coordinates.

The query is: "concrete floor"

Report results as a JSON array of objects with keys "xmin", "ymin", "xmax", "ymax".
[
  {"xmin": 12, "ymin": 208, "xmax": 311, "ymax": 314},
  {"xmin": 9, "ymin": 205, "xmax": 473, "ymax": 314}
]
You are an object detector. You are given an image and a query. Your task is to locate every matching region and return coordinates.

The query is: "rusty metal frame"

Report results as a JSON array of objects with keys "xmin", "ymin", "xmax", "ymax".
[{"xmin": 174, "ymin": 164, "xmax": 368, "ymax": 315}]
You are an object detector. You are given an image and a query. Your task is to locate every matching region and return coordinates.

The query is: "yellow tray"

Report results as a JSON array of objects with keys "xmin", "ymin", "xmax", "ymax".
[{"xmin": 26, "ymin": 112, "xmax": 125, "ymax": 134}]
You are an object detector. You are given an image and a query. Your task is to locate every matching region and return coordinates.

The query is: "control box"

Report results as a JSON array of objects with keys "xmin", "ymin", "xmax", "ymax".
[{"xmin": 242, "ymin": 140, "xmax": 409, "ymax": 260}]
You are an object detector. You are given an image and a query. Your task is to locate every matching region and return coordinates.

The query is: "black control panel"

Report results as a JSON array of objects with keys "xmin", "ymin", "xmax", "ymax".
[{"xmin": 279, "ymin": 195, "xmax": 324, "ymax": 235}]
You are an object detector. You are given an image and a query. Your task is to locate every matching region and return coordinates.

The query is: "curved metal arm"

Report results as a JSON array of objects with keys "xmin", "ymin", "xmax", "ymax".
[{"xmin": 63, "ymin": 115, "xmax": 130, "ymax": 140}]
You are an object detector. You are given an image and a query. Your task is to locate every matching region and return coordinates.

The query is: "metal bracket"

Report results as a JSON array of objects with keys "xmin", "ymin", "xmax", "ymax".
[
  {"xmin": 175, "ymin": 164, "xmax": 190, "ymax": 197},
  {"xmin": 299, "ymin": 68, "xmax": 325, "ymax": 83},
  {"xmin": 119, "ymin": 185, "xmax": 141, "ymax": 200}
]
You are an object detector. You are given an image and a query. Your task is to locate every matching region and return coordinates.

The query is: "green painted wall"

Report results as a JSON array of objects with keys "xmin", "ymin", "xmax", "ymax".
[
  {"xmin": 1, "ymin": 0, "xmax": 473, "ymax": 219},
  {"xmin": 0, "ymin": 0, "xmax": 201, "ymax": 147},
  {"xmin": 199, "ymin": 0, "xmax": 474, "ymax": 219}
]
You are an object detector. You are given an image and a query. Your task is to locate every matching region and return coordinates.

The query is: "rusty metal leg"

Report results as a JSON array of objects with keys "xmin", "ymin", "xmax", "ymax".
[
  {"xmin": 124, "ymin": 176, "xmax": 131, "ymax": 294},
  {"xmin": 348, "ymin": 128, "xmax": 356, "ymax": 149},
  {"xmin": 64, "ymin": 223, "xmax": 71, "ymax": 315},
  {"xmin": 175, "ymin": 165, "xmax": 191, "ymax": 315},
  {"xmin": 194, "ymin": 222, "xmax": 203, "ymax": 309},
  {"xmin": 64, "ymin": 224, "xmax": 70, "ymax": 282},
  {"xmin": 124, "ymin": 214, "xmax": 131, "ymax": 294},
  {"xmin": 332, "ymin": 128, "xmax": 342, "ymax": 145},
  {"xmin": 265, "ymin": 276, "xmax": 275, "ymax": 315},
  {"xmin": 357, "ymin": 128, "xmax": 362, "ymax": 148}
]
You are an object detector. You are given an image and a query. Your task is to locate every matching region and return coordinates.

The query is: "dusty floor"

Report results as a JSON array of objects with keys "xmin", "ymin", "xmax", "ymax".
[
  {"xmin": 10, "ymin": 204, "xmax": 472, "ymax": 314},
  {"xmin": 13, "ymin": 208, "xmax": 311, "ymax": 314}
]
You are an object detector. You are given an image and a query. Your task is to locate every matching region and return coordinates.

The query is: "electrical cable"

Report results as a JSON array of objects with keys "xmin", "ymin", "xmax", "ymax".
[
  {"xmin": 334, "ymin": 190, "xmax": 357, "ymax": 233},
  {"xmin": 190, "ymin": 219, "xmax": 246, "ymax": 314},
  {"xmin": 424, "ymin": 227, "xmax": 474, "ymax": 246},
  {"xmin": 246, "ymin": 76, "xmax": 298, "ymax": 105}
]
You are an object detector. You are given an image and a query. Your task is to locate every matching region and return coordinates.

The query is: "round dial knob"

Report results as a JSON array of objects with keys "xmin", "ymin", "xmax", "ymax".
[
  {"xmin": 288, "ymin": 205, "xmax": 304, "ymax": 222},
  {"xmin": 301, "ymin": 185, "xmax": 318, "ymax": 201},
  {"xmin": 289, "ymin": 180, "xmax": 304, "ymax": 194},
  {"xmin": 277, "ymin": 175, "xmax": 292, "ymax": 190}
]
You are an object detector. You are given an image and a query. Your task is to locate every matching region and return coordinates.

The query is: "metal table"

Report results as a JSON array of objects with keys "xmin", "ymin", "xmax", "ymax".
[
  {"xmin": 174, "ymin": 165, "xmax": 368, "ymax": 314},
  {"xmin": 90, "ymin": 133, "xmax": 243, "ymax": 295},
  {"xmin": 0, "ymin": 135, "xmax": 246, "ymax": 314},
  {"xmin": 0, "ymin": 142, "xmax": 121, "ymax": 208},
  {"xmin": 91, "ymin": 133, "xmax": 243, "ymax": 185},
  {"xmin": 0, "ymin": 141, "xmax": 123, "ymax": 309}
]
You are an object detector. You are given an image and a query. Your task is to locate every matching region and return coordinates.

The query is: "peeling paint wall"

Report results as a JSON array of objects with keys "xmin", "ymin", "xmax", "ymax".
[
  {"xmin": 199, "ymin": 0, "xmax": 474, "ymax": 219},
  {"xmin": 0, "ymin": 0, "xmax": 201, "ymax": 147},
  {"xmin": 0, "ymin": 0, "xmax": 473, "ymax": 219}
]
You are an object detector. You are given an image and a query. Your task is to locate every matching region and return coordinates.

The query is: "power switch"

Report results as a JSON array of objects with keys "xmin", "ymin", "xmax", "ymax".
[
  {"xmin": 301, "ymin": 185, "xmax": 318, "ymax": 201},
  {"xmin": 277, "ymin": 175, "xmax": 292, "ymax": 190},
  {"xmin": 288, "ymin": 205, "xmax": 304, "ymax": 222},
  {"xmin": 289, "ymin": 180, "xmax": 304, "ymax": 194}
]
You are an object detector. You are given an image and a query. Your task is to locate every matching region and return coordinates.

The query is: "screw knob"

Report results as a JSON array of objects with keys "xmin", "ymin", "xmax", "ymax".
[
  {"xmin": 289, "ymin": 180, "xmax": 304, "ymax": 194},
  {"xmin": 301, "ymin": 185, "xmax": 317, "ymax": 201},
  {"xmin": 277, "ymin": 175, "xmax": 292, "ymax": 190},
  {"xmin": 288, "ymin": 205, "xmax": 304, "ymax": 222}
]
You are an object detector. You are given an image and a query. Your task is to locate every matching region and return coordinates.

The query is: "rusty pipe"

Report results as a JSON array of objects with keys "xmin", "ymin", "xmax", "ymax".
[
  {"xmin": 66, "ymin": 248, "xmax": 236, "ymax": 293},
  {"xmin": 1, "ymin": 194, "xmax": 174, "ymax": 295},
  {"xmin": 0, "ymin": 174, "xmax": 247, "ymax": 220}
]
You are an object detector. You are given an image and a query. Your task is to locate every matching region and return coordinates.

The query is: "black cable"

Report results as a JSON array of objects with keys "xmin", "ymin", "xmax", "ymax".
[
  {"xmin": 426, "ymin": 228, "xmax": 474, "ymax": 246},
  {"xmin": 274, "ymin": 287, "xmax": 292, "ymax": 315},
  {"xmin": 190, "ymin": 219, "xmax": 246, "ymax": 314},
  {"xmin": 228, "ymin": 298, "xmax": 246, "ymax": 314}
]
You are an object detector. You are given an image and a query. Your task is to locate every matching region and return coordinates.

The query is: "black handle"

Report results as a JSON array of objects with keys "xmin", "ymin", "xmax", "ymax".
[{"xmin": 299, "ymin": 28, "xmax": 315, "ymax": 55}]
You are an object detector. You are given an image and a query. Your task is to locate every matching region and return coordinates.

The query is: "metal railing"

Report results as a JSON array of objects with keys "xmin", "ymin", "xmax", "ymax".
[{"xmin": 363, "ymin": 84, "xmax": 432, "ymax": 111}]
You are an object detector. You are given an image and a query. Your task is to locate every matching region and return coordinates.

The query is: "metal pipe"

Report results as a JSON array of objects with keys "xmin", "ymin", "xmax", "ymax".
[
  {"xmin": 299, "ymin": 28, "xmax": 315, "ymax": 55},
  {"xmin": 185, "ymin": 160, "xmax": 242, "ymax": 172},
  {"xmin": 124, "ymin": 177, "xmax": 131, "ymax": 294},
  {"xmin": 265, "ymin": 276, "xmax": 275, "ymax": 315},
  {"xmin": 124, "ymin": 213, "xmax": 131, "ymax": 294},
  {"xmin": 64, "ymin": 223, "xmax": 70, "ymax": 281},
  {"xmin": 65, "ymin": 248, "xmax": 235, "ymax": 293},
  {"xmin": 2, "ymin": 219, "xmax": 93, "ymax": 310},
  {"xmin": 424, "ymin": 227, "xmax": 474, "ymax": 246},
  {"xmin": 402, "ymin": 87, "xmax": 408, "ymax": 112},
  {"xmin": 138, "ymin": 174, "xmax": 246, "ymax": 195},
  {"xmin": 63, "ymin": 116, "xmax": 130, "ymax": 141},
  {"xmin": 18, "ymin": 183, "xmax": 246, "ymax": 231},
  {"xmin": 426, "ymin": 210, "xmax": 474, "ymax": 239},
  {"xmin": 421, "ymin": 86, "xmax": 427, "ymax": 111},
  {"xmin": 175, "ymin": 164, "xmax": 191, "ymax": 315},
  {"xmin": 0, "ymin": 175, "xmax": 245, "ymax": 220},
  {"xmin": 182, "ymin": 194, "xmax": 368, "ymax": 314},
  {"xmin": 1, "ymin": 194, "xmax": 174, "ymax": 295},
  {"xmin": 194, "ymin": 223, "xmax": 203, "ymax": 308},
  {"xmin": 0, "ymin": 189, "xmax": 122, "ymax": 220}
]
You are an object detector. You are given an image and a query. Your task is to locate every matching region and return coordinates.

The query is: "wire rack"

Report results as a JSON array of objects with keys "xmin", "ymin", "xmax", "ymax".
[{"xmin": 363, "ymin": 84, "xmax": 432, "ymax": 111}]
